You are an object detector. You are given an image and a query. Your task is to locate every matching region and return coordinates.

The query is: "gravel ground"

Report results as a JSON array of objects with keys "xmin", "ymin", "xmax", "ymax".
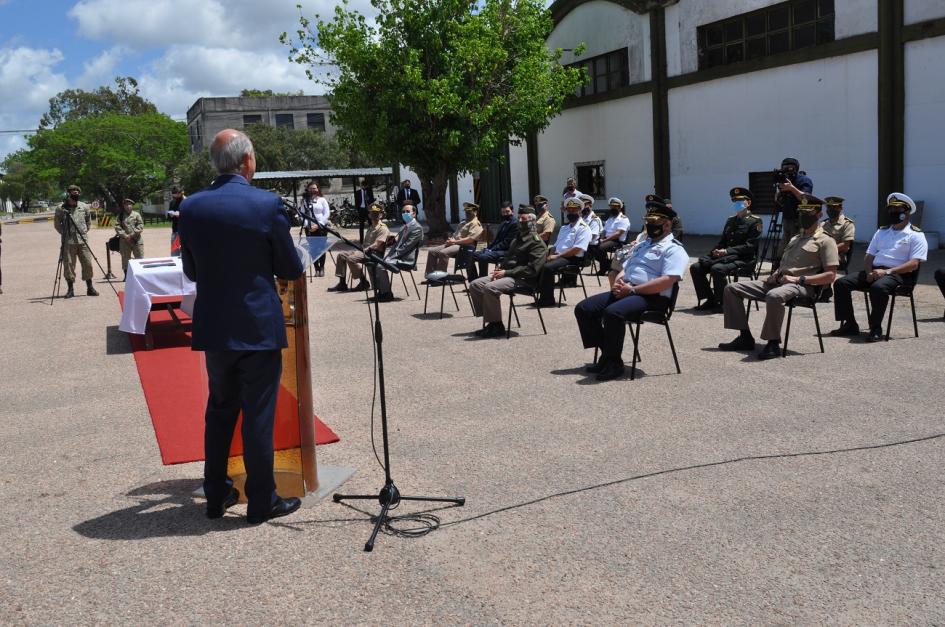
[{"xmin": 1, "ymin": 220, "xmax": 944, "ymax": 624}]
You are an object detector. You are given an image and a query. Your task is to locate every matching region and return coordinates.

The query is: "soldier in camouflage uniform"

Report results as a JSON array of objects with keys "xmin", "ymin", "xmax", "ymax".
[
  {"xmin": 54, "ymin": 184, "xmax": 98, "ymax": 298},
  {"xmin": 690, "ymin": 187, "xmax": 763, "ymax": 311},
  {"xmin": 115, "ymin": 198, "xmax": 145, "ymax": 278}
]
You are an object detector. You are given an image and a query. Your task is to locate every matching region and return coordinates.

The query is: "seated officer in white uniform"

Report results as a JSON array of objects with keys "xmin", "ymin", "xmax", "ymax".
[
  {"xmin": 574, "ymin": 199, "xmax": 688, "ymax": 381},
  {"xmin": 593, "ymin": 197, "xmax": 630, "ymax": 275},
  {"xmin": 830, "ymin": 192, "xmax": 928, "ymax": 342},
  {"xmin": 579, "ymin": 193, "xmax": 603, "ymax": 247},
  {"xmin": 537, "ymin": 197, "xmax": 592, "ymax": 306}
]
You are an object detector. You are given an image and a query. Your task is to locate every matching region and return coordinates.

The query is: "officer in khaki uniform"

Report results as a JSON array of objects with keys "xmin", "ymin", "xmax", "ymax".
[
  {"xmin": 468, "ymin": 205, "xmax": 548, "ymax": 338},
  {"xmin": 533, "ymin": 195, "xmax": 556, "ymax": 243},
  {"xmin": 819, "ymin": 196, "xmax": 855, "ymax": 266},
  {"xmin": 54, "ymin": 184, "xmax": 98, "ymax": 298},
  {"xmin": 329, "ymin": 202, "xmax": 390, "ymax": 292},
  {"xmin": 424, "ymin": 201, "xmax": 483, "ymax": 275},
  {"xmin": 690, "ymin": 187, "xmax": 763, "ymax": 311},
  {"xmin": 115, "ymin": 198, "xmax": 145, "ymax": 277},
  {"xmin": 719, "ymin": 196, "xmax": 838, "ymax": 360}
]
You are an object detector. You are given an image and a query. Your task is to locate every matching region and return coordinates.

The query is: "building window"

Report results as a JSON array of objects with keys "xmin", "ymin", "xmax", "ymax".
[
  {"xmin": 307, "ymin": 112, "xmax": 326, "ymax": 131},
  {"xmin": 243, "ymin": 114, "xmax": 263, "ymax": 127},
  {"xmin": 697, "ymin": 0, "xmax": 835, "ymax": 70},
  {"xmin": 575, "ymin": 161, "xmax": 605, "ymax": 199},
  {"xmin": 275, "ymin": 113, "xmax": 294, "ymax": 129},
  {"xmin": 188, "ymin": 123, "xmax": 201, "ymax": 153},
  {"xmin": 567, "ymin": 48, "xmax": 629, "ymax": 98}
]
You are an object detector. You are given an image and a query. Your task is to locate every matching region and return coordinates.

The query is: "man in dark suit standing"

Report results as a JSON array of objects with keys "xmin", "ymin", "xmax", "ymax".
[
  {"xmin": 179, "ymin": 129, "xmax": 305, "ymax": 525},
  {"xmin": 396, "ymin": 179, "xmax": 421, "ymax": 212},
  {"xmin": 353, "ymin": 179, "xmax": 374, "ymax": 243}
]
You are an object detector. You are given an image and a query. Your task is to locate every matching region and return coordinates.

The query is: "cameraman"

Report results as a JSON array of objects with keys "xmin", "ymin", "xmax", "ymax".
[{"xmin": 774, "ymin": 157, "xmax": 813, "ymax": 260}]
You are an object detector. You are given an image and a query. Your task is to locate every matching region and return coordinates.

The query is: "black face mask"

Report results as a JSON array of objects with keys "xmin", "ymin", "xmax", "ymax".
[
  {"xmin": 518, "ymin": 222, "xmax": 531, "ymax": 236},
  {"xmin": 609, "ymin": 209, "xmax": 619, "ymax": 217},
  {"xmin": 581, "ymin": 208, "xmax": 590, "ymax": 217},
  {"xmin": 464, "ymin": 213, "xmax": 474, "ymax": 221},
  {"xmin": 887, "ymin": 207, "xmax": 905, "ymax": 225},
  {"xmin": 827, "ymin": 208, "xmax": 842, "ymax": 219},
  {"xmin": 502, "ymin": 213, "xmax": 513, "ymax": 222},
  {"xmin": 566, "ymin": 213, "xmax": 579, "ymax": 223},
  {"xmin": 645, "ymin": 222, "xmax": 663, "ymax": 239},
  {"xmin": 799, "ymin": 213, "xmax": 819, "ymax": 229}
]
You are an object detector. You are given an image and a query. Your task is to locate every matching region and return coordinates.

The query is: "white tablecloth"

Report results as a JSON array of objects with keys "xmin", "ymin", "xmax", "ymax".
[{"xmin": 118, "ymin": 258, "xmax": 196, "ymax": 335}]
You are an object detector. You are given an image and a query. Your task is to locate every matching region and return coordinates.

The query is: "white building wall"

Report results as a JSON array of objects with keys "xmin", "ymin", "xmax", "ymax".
[
  {"xmin": 904, "ymin": 35, "xmax": 945, "ymax": 241},
  {"xmin": 665, "ymin": 0, "xmax": 877, "ymax": 77},
  {"xmin": 509, "ymin": 141, "xmax": 531, "ymax": 205},
  {"xmin": 904, "ymin": 0, "xmax": 945, "ymax": 25},
  {"xmin": 669, "ymin": 51, "xmax": 878, "ymax": 235},
  {"xmin": 550, "ymin": 1, "xmax": 651, "ymax": 84},
  {"xmin": 536, "ymin": 94, "xmax": 654, "ymax": 221}
]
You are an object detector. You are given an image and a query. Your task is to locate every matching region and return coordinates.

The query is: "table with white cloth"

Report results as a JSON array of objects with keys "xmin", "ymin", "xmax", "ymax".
[{"xmin": 118, "ymin": 258, "xmax": 196, "ymax": 345}]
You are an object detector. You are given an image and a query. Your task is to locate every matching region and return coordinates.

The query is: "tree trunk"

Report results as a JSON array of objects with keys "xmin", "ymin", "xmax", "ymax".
[{"xmin": 419, "ymin": 167, "xmax": 451, "ymax": 238}]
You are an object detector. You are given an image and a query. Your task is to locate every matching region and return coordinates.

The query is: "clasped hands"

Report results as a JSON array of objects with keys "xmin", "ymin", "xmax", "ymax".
[
  {"xmin": 765, "ymin": 271, "xmax": 800, "ymax": 286},
  {"xmin": 611, "ymin": 277, "xmax": 633, "ymax": 297},
  {"xmin": 866, "ymin": 268, "xmax": 888, "ymax": 283}
]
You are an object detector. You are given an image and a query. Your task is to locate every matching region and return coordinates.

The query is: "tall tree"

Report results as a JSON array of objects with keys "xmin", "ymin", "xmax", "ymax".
[
  {"xmin": 0, "ymin": 150, "xmax": 56, "ymax": 211},
  {"xmin": 239, "ymin": 88, "xmax": 305, "ymax": 97},
  {"xmin": 283, "ymin": 0, "xmax": 585, "ymax": 235},
  {"xmin": 27, "ymin": 113, "xmax": 188, "ymax": 210},
  {"xmin": 39, "ymin": 76, "xmax": 158, "ymax": 129}
]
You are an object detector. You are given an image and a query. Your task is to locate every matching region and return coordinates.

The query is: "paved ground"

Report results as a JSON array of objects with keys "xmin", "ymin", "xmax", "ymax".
[{"xmin": 1, "ymin": 220, "xmax": 944, "ymax": 624}]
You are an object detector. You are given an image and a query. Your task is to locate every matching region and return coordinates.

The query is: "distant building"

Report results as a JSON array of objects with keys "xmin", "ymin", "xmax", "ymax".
[{"xmin": 185, "ymin": 95, "xmax": 335, "ymax": 153}]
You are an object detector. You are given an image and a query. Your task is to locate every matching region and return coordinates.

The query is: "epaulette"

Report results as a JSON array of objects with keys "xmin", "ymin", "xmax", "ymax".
[
  {"xmin": 880, "ymin": 225, "xmax": 891, "ymax": 229},
  {"xmin": 844, "ymin": 216, "xmax": 854, "ymax": 223},
  {"xmin": 911, "ymin": 225, "xmax": 922, "ymax": 232}
]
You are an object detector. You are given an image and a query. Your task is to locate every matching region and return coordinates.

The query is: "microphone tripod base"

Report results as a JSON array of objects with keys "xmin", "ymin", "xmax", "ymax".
[{"xmin": 333, "ymin": 480, "xmax": 465, "ymax": 552}]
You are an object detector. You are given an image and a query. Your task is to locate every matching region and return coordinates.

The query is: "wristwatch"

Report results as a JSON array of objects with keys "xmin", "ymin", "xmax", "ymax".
[{"xmin": 798, "ymin": 275, "xmax": 807, "ymax": 286}]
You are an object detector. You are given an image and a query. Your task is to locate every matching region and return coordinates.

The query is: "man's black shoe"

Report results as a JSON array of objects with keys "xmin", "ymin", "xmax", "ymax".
[
  {"xmin": 64, "ymin": 282, "xmax": 75, "ymax": 299},
  {"xmin": 352, "ymin": 280, "xmax": 370, "ymax": 292},
  {"xmin": 482, "ymin": 322, "xmax": 507, "ymax": 338},
  {"xmin": 866, "ymin": 327, "xmax": 884, "ymax": 342},
  {"xmin": 718, "ymin": 335, "xmax": 755, "ymax": 351},
  {"xmin": 694, "ymin": 299, "xmax": 717, "ymax": 311},
  {"xmin": 327, "ymin": 281, "xmax": 348, "ymax": 292},
  {"xmin": 86, "ymin": 281, "xmax": 99, "ymax": 296},
  {"xmin": 246, "ymin": 496, "xmax": 302, "ymax": 525},
  {"xmin": 757, "ymin": 342, "xmax": 781, "ymax": 360},
  {"xmin": 595, "ymin": 360, "xmax": 625, "ymax": 381},
  {"xmin": 206, "ymin": 487, "xmax": 240, "ymax": 519},
  {"xmin": 533, "ymin": 299, "xmax": 557, "ymax": 308},
  {"xmin": 370, "ymin": 291, "xmax": 394, "ymax": 303},
  {"xmin": 829, "ymin": 321, "xmax": 860, "ymax": 337},
  {"xmin": 585, "ymin": 357, "xmax": 610, "ymax": 374}
]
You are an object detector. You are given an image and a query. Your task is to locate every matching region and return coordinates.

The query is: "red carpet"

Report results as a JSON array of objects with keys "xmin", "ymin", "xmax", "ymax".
[{"xmin": 118, "ymin": 292, "xmax": 340, "ymax": 465}]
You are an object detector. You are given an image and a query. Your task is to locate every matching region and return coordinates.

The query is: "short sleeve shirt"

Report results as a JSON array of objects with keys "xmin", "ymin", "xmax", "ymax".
[
  {"xmin": 780, "ymin": 227, "xmax": 839, "ymax": 276},
  {"xmin": 535, "ymin": 212, "xmax": 556, "ymax": 239},
  {"xmin": 363, "ymin": 222, "xmax": 390, "ymax": 248},
  {"xmin": 585, "ymin": 213, "xmax": 602, "ymax": 244},
  {"xmin": 554, "ymin": 220, "xmax": 592, "ymax": 255},
  {"xmin": 621, "ymin": 235, "xmax": 689, "ymax": 297},
  {"xmin": 603, "ymin": 214, "xmax": 631, "ymax": 241},
  {"xmin": 867, "ymin": 224, "xmax": 928, "ymax": 267},
  {"xmin": 820, "ymin": 216, "xmax": 855, "ymax": 244},
  {"xmin": 456, "ymin": 219, "xmax": 483, "ymax": 242}
]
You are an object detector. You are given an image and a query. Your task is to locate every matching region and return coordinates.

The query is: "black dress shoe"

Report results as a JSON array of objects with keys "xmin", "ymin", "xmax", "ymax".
[
  {"xmin": 533, "ymin": 299, "xmax": 557, "ymax": 308},
  {"xmin": 206, "ymin": 487, "xmax": 240, "ymax": 519},
  {"xmin": 327, "ymin": 281, "xmax": 348, "ymax": 292},
  {"xmin": 246, "ymin": 496, "xmax": 302, "ymax": 525},
  {"xmin": 694, "ymin": 299, "xmax": 717, "ymax": 311},
  {"xmin": 595, "ymin": 360, "xmax": 625, "ymax": 381},
  {"xmin": 352, "ymin": 280, "xmax": 370, "ymax": 292},
  {"xmin": 756, "ymin": 342, "xmax": 782, "ymax": 360},
  {"xmin": 718, "ymin": 335, "xmax": 755, "ymax": 351},
  {"xmin": 370, "ymin": 292, "xmax": 394, "ymax": 303},
  {"xmin": 829, "ymin": 321, "xmax": 860, "ymax": 337},
  {"xmin": 481, "ymin": 322, "xmax": 506, "ymax": 338},
  {"xmin": 866, "ymin": 327, "xmax": 884, "ymax": 342},
  {"xmin": 585, "ymin": 357, "xmax": 610, "ymax": 374}
]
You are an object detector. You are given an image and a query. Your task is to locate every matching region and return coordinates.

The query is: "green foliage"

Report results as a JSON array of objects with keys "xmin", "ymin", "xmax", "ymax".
[
  {"xmin": 26, "ymin": 113, "xmax": 188, "ymax": 210},
  {"xmin": 39, "ymin": 77, "xmax": 158, "ymax": 129},
  {"xmin": 282, "ymin": 0, "xmax": 585, "ymax": 233},
  {"xmin": 173, "ymin": 151, "xmax": 217, "ymax": 195},
  {"xmin": 240, "ymin": 88, "xmax": 306, "ymax": 97},
  {"xmin": 0, "ymin": 150, "xmax": 57, "ymax": 211}
]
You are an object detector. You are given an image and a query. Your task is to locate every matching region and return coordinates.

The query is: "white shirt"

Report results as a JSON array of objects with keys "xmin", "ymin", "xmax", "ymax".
[
  {"xmin": 304, "ymin": 197, "xmax": 331, "ymax": 227},
  {"xmin": 554, "ymin": 220, "xmax": 592, "ymax": 256},
  {"xmin": 621, "ymin": 235, "xmax": 689, "ymax": 297},
  {"xmin": 603, "ymin": 214, "xmax": 631, "ymax": 242},
  {"xmin": 867, "ymin": 223, "xmax": 928, "ymax": 268},
  {"xmin": 584, "ymin": 212, "xmax": 602, "ymax": 245}
]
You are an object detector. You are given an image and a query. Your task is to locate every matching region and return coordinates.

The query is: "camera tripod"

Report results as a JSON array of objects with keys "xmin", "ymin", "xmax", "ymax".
[{"xmin": 51, "ymin": 206, "xmax": 118, "ymax": 305}]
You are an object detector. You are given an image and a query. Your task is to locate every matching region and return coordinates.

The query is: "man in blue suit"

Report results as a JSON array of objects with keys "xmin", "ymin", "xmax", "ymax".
[{"xmin": 179, "ymin": 129, "xmax": 305, "ymax": 525}]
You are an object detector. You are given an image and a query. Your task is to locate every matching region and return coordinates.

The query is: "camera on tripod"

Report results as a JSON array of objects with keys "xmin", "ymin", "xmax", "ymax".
[{"xmin": 772, "ymin": 169, "xmax": 796, "ymax": 186}]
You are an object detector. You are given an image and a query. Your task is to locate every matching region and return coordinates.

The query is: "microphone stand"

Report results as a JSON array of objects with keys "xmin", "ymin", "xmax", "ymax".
[{"xmin": 289, "ymin": 202, "xmax": 465, "ymax": 552}]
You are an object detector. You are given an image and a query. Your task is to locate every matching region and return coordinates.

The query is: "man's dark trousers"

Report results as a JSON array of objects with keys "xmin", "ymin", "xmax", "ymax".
[
  {"xmin": 691, "ymin": 256, "xmax": 748, "ymax": 303},
  {"xmin": 539, "ymin": 256, "xmax": 582, "ymax": 302},
  {"xmin": 468, "ymin": 249, "xmax": 505, "ymax": 281},
  {"xmin": 204, "ymin": 349, "xmax": 282, "ymax": 518},
  {"xmin": 575, "ymin": 292, "xmax": 669, "ymax": 361},
  {"xmin": 833, "ymin": 270, "xmax": 905, "ymax": 329}
]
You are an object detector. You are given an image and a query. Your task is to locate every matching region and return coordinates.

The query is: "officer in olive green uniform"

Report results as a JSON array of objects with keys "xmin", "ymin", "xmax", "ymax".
[
  {"xmin": 329, "ymin": 202, "xmax": 390, "ymax": 292},
  {"xmin": 54, "ymin": 184, "xmax": 98, "ymax": 298},
  {"xmin": 533, "ymin": 195, "xmax": 556, "ymax": 243},
  {"xmin": 691, "ymin": 187, "xmax": 763, "ymax": 310},
  {"xmin": 115, "ymin": 198, "xmax": 145, "ymax": 277},
  {"xmin": 424, "ymin": 201, "xmax": 484, "ymax": 275},
  {"xmin": 468, "ymin": 205, "xmax": 549, "ymax": 338},
  {"xmin": 719, "ymin": 196, "xmax": 838, "ymax": 360}
]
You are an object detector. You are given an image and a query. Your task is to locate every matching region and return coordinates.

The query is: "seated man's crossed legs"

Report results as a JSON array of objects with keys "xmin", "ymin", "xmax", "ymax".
[{"xmin": 719, "ymin": 280, "xmax": 810, "ymax": 359}]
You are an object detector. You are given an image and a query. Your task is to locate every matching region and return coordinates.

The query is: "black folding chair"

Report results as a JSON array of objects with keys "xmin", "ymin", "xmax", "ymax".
[
  {"xmin": 626, "ymin": 282, "xmax": 681, "ymax": 380},
  {"xmin": 555, "ymin": 258, "xmax": 589, "ymax": 305},
  {"xmin": 745, "ymin": 285, "xmax": 825, "ymax": 357},
  {"xmin": 394, "ymin": 256, "xmax": 421, "ymax": 301},
  {"xmin": 864, "ymin": 268, "xmax": 920, "ymax": 341},
  {"xmin": 504, "ymin": 284, "xmax": 547, "ymax": 339},
  {"xmin": 421, "ymin": 273, "xmax": 467, "ymax": 319}
]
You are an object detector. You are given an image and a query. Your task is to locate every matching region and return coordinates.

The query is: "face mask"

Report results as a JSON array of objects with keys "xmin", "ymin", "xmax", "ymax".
[
  {"xmin": 518, "ymin": 222, "xmax": 531, "ymax": 236},
  {"xmin": 827, "ymin": 208, "xmax": 842, "ymax": 219},
  {"xmin": 537, "ymin": 205, "xmax": 546, "ymax": 214},
  {"xmin": 566, "ymin": 213, "xmax": 579, "ymax": 223},
  {"xmin": 401, "ymin": 213, "xmax": 413, "ymax": 223},
  {"xmin": 567, "ymin": 185, "xmax": 575, "ymax": 192},
  {"xmin": 581, "ymin": 208, "xmax": 590, "ymax": 217},
  {"xmin": 886, "ymin": 207, "xmax": 905, "ymax": 225},
  {"xmin": 609, "ymin": 208, "xmax": 619, "ymax": 217},
  {"xmin": 645, "ymin": 222, "xmax": 664, "ymax": 239},
  {"xmin": 731, "ymin": 201, "xmax": 747, "ymax": 212},
  {"xmin": 799, "ymin": 213, "xmax": 819, "ymax": 229},
  {"xmin": 503, "ymin": 213, "xmax": 513, "ymax": 221}
]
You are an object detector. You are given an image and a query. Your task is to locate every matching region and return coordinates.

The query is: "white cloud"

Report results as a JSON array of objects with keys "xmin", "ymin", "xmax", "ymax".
[
  {"xmin": 0, "ymin": 46, "xmax": 69, "ymax": 161},
  {"xmin": 76, "ymin": 46, "xmax": 127, "ymax": 89}
]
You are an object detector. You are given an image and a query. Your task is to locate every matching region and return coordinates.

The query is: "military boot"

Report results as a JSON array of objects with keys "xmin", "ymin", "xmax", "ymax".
[
  {"xmin": 64, "ymin": 281, "xmax": 75, "ymax": 298},
  {"xmin": 86, "ymin": 280, "xmax": 99, "ymax": 296}
]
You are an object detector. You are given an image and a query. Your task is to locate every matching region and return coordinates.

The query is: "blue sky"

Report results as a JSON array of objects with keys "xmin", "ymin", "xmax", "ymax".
[{"xmin": 0, "ymin": 0, "xmax": 367, "ymax": 161}]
